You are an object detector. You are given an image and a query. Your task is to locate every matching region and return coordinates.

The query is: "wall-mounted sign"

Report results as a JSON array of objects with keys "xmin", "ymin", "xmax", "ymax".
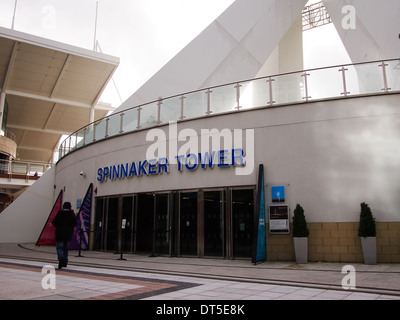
[
  {"xmin": 271, "ymin": 186, "xmax": 285, "ymax": 202},
  {"xmin": 269, "ymin": 205, "xmax": 289, "ymax": 234},
  {"xmin": 96, "ymin": 148, "xmax": 246, "ymax": 182}
]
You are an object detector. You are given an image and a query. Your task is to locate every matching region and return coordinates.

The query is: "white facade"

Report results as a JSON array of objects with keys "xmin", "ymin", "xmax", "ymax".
[{"xmin": 54, "ymin": 93, "xmax": 400, "ymax": 225}]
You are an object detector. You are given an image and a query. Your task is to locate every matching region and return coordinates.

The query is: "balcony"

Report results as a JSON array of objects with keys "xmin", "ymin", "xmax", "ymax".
[
  {"xmin": 59, "ymin": 58, "xmax": 400, "ymax": 160},
  {"xmin": 0, "ymin": 159, "xmax": 52, "ymax": 182},
  {"xmin": 0, "ymin": 130, "xmax": 17, "ymax": 159}
]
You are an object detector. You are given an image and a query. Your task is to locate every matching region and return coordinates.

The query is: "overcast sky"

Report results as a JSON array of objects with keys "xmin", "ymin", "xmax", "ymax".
[{"xmin": 0, "ymin": 0, "xmax": 349, "ymax": 107}]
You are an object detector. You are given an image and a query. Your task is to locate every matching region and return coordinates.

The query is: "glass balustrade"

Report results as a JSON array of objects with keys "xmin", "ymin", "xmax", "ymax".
[
  {"xmin": 160, "ymin": 96, "xmax": 182, "ymax": 123},
  {"xmin": 139, "ymin": 102, "xmax": 158, "ymax": 129},
  {"xmin": 183, "ymin": 90, "xmax": 208, "ymax": 119},
  {"xmin": 352, "ymin": 62, "xmax": 384, "ymax": 95},
  {"xmin": 122, "ymin": 107, "xmax": 139, "ymax": 132},
  {"xmin": 106, "ymin": 114, "xmax": 122, "ymax": 138},
  {"xmin": 209, "ymin": 84, "xmax": 237, "ymax": 114},
  {"xmin": 58, "ymin": 59, "xmax": 400, "ymax": 160},
  {"xmin": 386, "ymin": 60, "xmax": 400, "ymax": 91},
  {"xmin": 95, "ymin": 118, "xmax": 108, "ymax": 142},
  {"xmin": 240, "ymin": 79, "xmax": 270, "ymax": 109},
  {"xmin": 272, "ymin": 72, "xmax": 304, "ymax": 104},
  {"xmin": 307, "ymin": 67, "xmax": 343, "ymax": 100},
  {"xmin": 84, "ymin": 124, "xmax": 95, "ymax": 145},
  {"xmin": 0, "ymin": 159, "xmax": 52, "ymax": 177}
]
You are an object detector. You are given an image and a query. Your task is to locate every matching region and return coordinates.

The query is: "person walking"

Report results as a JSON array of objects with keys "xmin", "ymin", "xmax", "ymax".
[{"xmin": 52, "ymin": 201, "xmax": 77, "ymax": 269}]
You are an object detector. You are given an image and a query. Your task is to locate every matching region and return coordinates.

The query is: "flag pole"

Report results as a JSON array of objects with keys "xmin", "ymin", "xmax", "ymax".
[
  {"xmin": 11, "ymin": 0, "xmax": 18, "ymax": 30},
  {"xmin": 93, "ymin": 1, "xmax": 99, "ymax": 51}
]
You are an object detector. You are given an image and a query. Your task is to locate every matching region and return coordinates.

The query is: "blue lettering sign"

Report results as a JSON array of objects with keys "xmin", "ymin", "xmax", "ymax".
[
  {"xmin": 97, "ymin": 168, "xmax": 103, "ymax": 182},
  {"xmin": 137, "ymin": 160, "xmax": 148, "ymax": 176},
  {"xmin": 96, "ymin": 148, "xmax": 246, "ymax": 182},
  {"xmin": 148, "ymin": 159, "xmax": 158, "ymax": 175},
  {"xmin": 232, "ymin": 148, "xmax": 245, "ymax": 166},
  {"xmin": 111, "ymin": 165, "xmax": 120, "ymax": 180},
  {"xmin": 158, "ymin": 158, "xmax": 169, "ymax": 174},
  {"xmin": 218, "ymin": 150, "xmax": 230, "ymax": 168},
  {"xmin": 185, "ymin": 153, "xmax": 199, "ymax": 171},
  {"xmin": 175, "ymin": 155, "xmax": 185, "ymax": 172},
  {"xmin": 198, "ymin": 151, "xmax": 216, "ymax": 169},
  {"xmin": 121, "ymin": 163, "xmax": 129, "ymax": 178},
  {"xmin": 129, "ymin": 162, "xmax": 137, "ymax": 177}
]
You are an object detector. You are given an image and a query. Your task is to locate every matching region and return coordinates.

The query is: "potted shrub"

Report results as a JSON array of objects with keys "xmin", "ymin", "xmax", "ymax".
[
  {"xmin": 292, "ymin": 204, "xmax": 309, "ymax": 264},
  {"xmin": 358, "ymin": 202, "xmax": 377, "ymax": 264}
]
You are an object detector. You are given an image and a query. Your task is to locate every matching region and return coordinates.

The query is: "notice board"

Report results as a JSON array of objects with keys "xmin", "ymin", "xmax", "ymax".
[{"xmin": 269, "ymin": 205, "xmax": 289, "ymax": 234}]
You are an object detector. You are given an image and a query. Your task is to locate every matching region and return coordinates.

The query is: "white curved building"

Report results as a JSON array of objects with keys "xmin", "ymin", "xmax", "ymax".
[{"xmin": 1, "ymin": 0, "xmax": 399, "ymax": 263}]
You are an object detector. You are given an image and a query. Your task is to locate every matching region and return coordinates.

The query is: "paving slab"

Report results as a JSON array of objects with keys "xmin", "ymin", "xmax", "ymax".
[{"xmin": 0, "ymin": 243, "xmax": 399, "ymax": 304}]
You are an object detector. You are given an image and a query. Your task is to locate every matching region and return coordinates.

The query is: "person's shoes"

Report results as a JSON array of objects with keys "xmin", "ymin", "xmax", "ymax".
[
  {"xmin": 63, "ymin": 260, "xmax": 68, "ymax": 267},
  {"xmin": 58, "ymin": 260, "xmax": 63, "ymax": 270}
]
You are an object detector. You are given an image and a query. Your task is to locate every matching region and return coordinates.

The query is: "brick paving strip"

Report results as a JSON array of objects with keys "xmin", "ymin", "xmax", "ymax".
[{"xmin": 0, "ymin": 262, "xmax": 200, "ymax": 300}]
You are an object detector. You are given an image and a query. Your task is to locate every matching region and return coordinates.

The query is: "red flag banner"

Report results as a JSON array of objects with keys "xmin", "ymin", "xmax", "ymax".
[{"xmin": 36, "ymin": 190, "xmax": 63, "ymax": 246}]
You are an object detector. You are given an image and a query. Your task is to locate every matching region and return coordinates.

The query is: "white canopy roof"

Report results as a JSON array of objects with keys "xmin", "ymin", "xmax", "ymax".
[{"xmin": 0, "ymin": 27, "xmax": 119, "ymax": 163}]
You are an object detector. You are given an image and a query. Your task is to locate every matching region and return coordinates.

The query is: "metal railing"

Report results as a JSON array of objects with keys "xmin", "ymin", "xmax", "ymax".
[
  {"xmin": 59, "ymin": 58, "xmax": 400, "ymax": 160},
  {"xmin": 1, "ymin": 130, "xmax": 16, "ymax": 143},
  {"xmin": 0, "ymin": 159, "xmax": 53, "ymax": 180}
]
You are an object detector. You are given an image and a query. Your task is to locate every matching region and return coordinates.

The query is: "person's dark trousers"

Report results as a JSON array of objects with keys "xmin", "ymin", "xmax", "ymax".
[{"xmin": 56, "ymin": 241, "xmax": 70, "ymax": 269}]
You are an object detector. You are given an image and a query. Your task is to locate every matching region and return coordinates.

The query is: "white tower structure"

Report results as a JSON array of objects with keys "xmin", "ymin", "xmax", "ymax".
[
  {"xmin": 117, "ymin": 0, "xmax": 308, "ymax": 112},
  {"xmin": 323, "ymin": 0, "xmax": 400, "ymax": 62},
  {"xmin": 117, "ymin": 0, "xmax": 400, "ymax": 113}
]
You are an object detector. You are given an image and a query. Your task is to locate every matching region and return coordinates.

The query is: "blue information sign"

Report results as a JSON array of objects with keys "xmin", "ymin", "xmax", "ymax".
[{"xmin": 271, "ymin": 186, "xmax": 285, "ymax": 202}]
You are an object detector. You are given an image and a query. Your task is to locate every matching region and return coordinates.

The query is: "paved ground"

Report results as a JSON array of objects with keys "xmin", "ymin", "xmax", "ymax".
[{"xmin": 0, "ymin": 243, "xmax": 399, "ymax": 304}]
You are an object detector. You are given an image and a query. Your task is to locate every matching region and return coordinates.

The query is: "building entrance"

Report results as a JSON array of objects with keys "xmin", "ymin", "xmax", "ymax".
[
  {"xmin": 232, "ymin": 189, "xmax": 254, "ymax": 258},
  {"xmin": 93, "ymin": 187, "xmax": 255, "ymax": 260},
  {"xmin": 179, "ymin": 192, "xmax": 198, "ymax": 256},
  {"xmin": 203, "ymin": 190, "xmax": 225, "ymax": 257},
  {"xmin": 136, "ymin": 193, "xmax": 154, "ymax": 253},
  {"xmin": 93, "ymin": 197, "xmax": 119, "ymax": 252},
  {"xmin": 155, "ymin": 193, "xmax": 174, "ymax": 256}
]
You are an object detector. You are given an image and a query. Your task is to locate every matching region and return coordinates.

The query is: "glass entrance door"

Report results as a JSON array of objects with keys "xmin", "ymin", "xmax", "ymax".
[
  {"xmin": 121, "ymin": 196, "xmax": 134, "ymax": 253},
  {"xmin": 105, "ymin": 197, "xmax": 119, "ymax": 252},
  {"xmin": 93, "ymin": 187, "xmax": 254, "ymax": 259},
  {"xmin": 93, "ymin": 197, "xmax": 105, "ymax": 251},
  {"xmin": 155, "ymin": 193, "xmax": 171, "ymax": 256},
  {"xmin": 136, "ymin": 193, "xmax": 154, "ymax": 253},
  {"xmin": 180, "ymin": 192, "xmax": 198, "ymax": 256},
  {"xmin": 204, "ymin": 190, "xmax": 225, "ymax": 257},
  {"xmin": 232, "ymin": 189, "xmax": 254, "ymax": 258}
]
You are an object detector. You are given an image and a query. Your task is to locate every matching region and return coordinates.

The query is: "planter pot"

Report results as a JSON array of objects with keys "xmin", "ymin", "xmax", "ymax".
[
  {"xmin": 293, "ymin": 237, "xmax": 308, "ymax": 264},
  {"xmin": 360, "ymin": 237, "xmax": 377, "ymax": 265}
]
